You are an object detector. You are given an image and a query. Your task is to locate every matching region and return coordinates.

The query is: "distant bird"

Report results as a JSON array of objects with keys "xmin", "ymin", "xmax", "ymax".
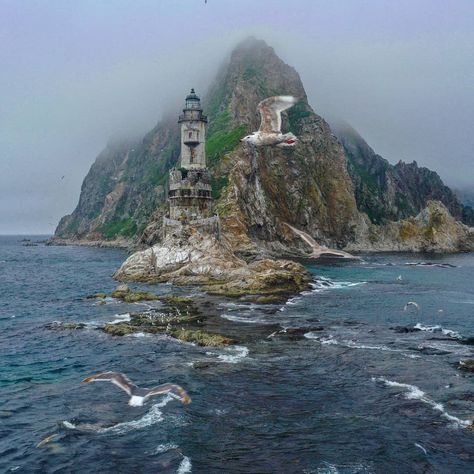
[
  {"xmin": 241, "ymin": 96, "xmax": 298, "ymax": 147},
  {"xmin": 82, "ymin": 371, "xmax": 191, "ymax": 407},
  {"xmin": 36, "ymin": 433, "xmax": 59, "ymax": 448},
  {"xmin": 404, "ymin": 301, "xmax": 420, "ymax": 312},
  {"xmin": 61, "ymin": 175, "xmax": 65, "ymax": 180}
]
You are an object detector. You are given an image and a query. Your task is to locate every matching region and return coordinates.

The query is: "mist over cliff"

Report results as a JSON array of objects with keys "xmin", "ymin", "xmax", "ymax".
[{"xmin": 54, "ymin": 38, "xmax": 473, "ymax": 252}]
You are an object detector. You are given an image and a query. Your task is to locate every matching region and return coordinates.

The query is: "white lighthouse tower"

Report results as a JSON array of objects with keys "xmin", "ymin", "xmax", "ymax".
[
  {"xmin": 163, "ymin": 89, "xmax": 220, "ymax": 238},
  {"xmin": 178, "ymin": 88, "xmax": 208, "ymax": 169}
]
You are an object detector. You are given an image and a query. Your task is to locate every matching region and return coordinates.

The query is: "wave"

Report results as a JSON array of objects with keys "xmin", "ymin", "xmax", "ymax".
[
  {"xmin": 373, "ymin": 377, "xmax": 471, "ymax": 428},
  {"xmin": 404, "ymin": 262, "xmax": 457, "ymax": 268},
  {"xmin": 310, "ymin": 277, "xmax": 367, "ymax": 293},
  {"xmin": 304, "ymin": 334, "xmax": 420, "ymax": 359},
  {"xmin": 177, "ymin": 456, "xmax": 192, "ymax": 473},
  {"xmin": 305, "ymin": 461, "xmax": 373, "ymax": 473},
  {"xmin": 220, "ymin": 313, "xmax": 267, "ymax": 324},
  {"xmin": 96, "ymin": 395, "xmax": 173, "ymax": 435},
  {"xmin": 414, "ymin": 323, "xmax": 462, "ymax": 339},
  {"xmin": 154, "ymin": 443, "xmax": 179, "ymax": 454},
  {"xmin": 304, "ymin": 334, "xmax": 399, "ymax": 352},
  {"xmin": 109, "ymin": 313, "xmax": 131, "ymax": 325},
  {"xmin": 280, "ymin": 278, "xmax": 366, "ymax": 311},
  {"xmin": 207, "ymin": 345, "xmax": 249, "ymax": 364}
]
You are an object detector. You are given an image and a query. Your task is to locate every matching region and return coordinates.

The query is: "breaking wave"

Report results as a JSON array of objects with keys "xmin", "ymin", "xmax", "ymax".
[
  {"xmin": 414, "ymin": 323, "xmax": 462, "ymax": 339},
  {"xmin": 220, "ymin": 313, "xmax": 268, "ymax": 324},
  {"xmin": 373, "ymin": 377, "xmax": 471, "ymax": 428},
  {"xmin": 207, "ymin": 345, "xmax": 249, "ymax": 364},
  {"xmin": 305, "ymin": 461, "xmax": 374, "ymax": 473},
  {"xmin": 177, "ymin": 456, "xmax": 192, "ymax": 473},
  {"xmin": 95, "ymin": 395, "xmax": 173, "ymax": 435},
  {"xmin": 304, "ymin": 334, "xmax": 419, "ymax": 359},
  {"xmin": 310, "ymin": 276, "xmax": 367, "ymax": 293}
]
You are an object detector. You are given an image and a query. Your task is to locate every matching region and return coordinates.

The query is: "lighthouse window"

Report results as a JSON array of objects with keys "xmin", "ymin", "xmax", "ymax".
[{"xmin": 188, "ymin": 132, "xmax": 192, "ymax": 138}]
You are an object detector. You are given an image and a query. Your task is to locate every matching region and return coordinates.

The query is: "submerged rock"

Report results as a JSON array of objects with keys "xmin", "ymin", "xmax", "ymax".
[
  {"xmin": 458, "ymin": 359, "xmax": 474, "ymax": 372},
  {"xmin": 86, "ymin": 292, "xmax": 107, "ymax": 299},
  {"xmin": 46, "ymin": 321, "xmax": 87, "ymax": 330},
  {"xmin": 390, "ymin": 326, "xmax": 422, "ymax": 333}
]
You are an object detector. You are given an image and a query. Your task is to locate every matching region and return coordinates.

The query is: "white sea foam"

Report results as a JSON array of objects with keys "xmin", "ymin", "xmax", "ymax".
[
  {"xmin": 281, "ymin": 278, "xmax": 366, "ymax": 311},
  {"xmin": 373, "ymin": 377, "xmax": 471, "ymax": 428},
  {"xmin": 126, "ymin": 332, "xmax": 150, "ymax": 338},
  {"xmin": 220, "ymin": 313, "xmax": 266, "ymax": 324},
  {"xmin": 97, "ymin": 395, "xmax": 173, "ymax": 435},
  {"xmin": 305, "ymin": 461, "xmax": 373, "ymax": 473},
  {"xmin": 109, "ymin": 313, "xmax": 131, "ymax": 324},
  {"xmin": 153, "ymin": 443, "xmax": 178, "ymax": 454},
  {"xmin": 207, "ymin": 345, "xmax": 249, "ymax": 364},
  {"xmin": 414, "ymin": 323, "xmax": 462, "ymax": 339},
  {"xmin": 177, "ymin": 456, "xmax": 192, "ymax": 473},
  {"xmin": 310, "ymin": 277, "xmax": 366, "ymax": 292},
  {"xmin": 305, "ymin": 334, "xmax": 420, "ymax": 359},
  {"xmin": 304, "ymin": 334, "xmax": 398, "ymax": 352}
]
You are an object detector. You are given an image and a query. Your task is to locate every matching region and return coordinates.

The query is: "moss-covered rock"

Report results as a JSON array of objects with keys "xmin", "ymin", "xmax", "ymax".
[
  {"xmin": 86, "ymin": 293, "xmax": 107, "ymax": 299},
  {"xmin": 167, "ymin": 328, "xmax": 233, "ymax": 347}
]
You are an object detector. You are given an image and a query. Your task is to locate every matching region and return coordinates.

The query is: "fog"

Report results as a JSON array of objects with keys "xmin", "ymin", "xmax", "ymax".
[{"xmin": 1, "ymin": 0, "xmax": 473, "ymax": 234}]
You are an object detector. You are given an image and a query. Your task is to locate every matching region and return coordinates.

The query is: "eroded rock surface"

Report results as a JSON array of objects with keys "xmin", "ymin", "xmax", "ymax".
[{"xmin": 114, "ymin": 227, "xmax": 310, "ymax": 296}]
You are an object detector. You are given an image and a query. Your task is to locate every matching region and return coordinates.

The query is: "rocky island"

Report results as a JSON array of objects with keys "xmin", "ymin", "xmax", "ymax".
[
  {"xmin": 52, "ymin": 38, "xmax": 474, "ymax": 266},
  {"xmin": 114, "ymin": 87, "xmax": 310, "ymax": 296}
]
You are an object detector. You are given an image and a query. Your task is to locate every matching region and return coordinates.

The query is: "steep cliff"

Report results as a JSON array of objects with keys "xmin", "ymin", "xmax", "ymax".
[
  {"xmin": 55, "ymin": 119, "xmax": 180, "ymax": 243},
  {"xmin": 54, "ymin": 37, "xmax": 473, "ymax": 254},
  {"xmin": 332, "ymin": 121, "xmax": 473, "ymax": 226}
]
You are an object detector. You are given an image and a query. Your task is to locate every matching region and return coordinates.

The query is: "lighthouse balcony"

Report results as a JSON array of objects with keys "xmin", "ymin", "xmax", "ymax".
[
  {"xmin": 168, "ymin": 188, "xmax": 212, "ymax": 199},
  {"xmin": 183, "ymin": 137, "xmax": 200, "ymax": 146}
]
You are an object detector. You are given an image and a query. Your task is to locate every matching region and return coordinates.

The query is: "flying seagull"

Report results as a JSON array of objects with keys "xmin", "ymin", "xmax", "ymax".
[
  {"xmin": 241, "ymin": 95, "xmax": 298, "ymax": 147},
  {"xmin": 82, "ymin": 371, "xmax": 191, "ymax": 407},
  {"xmin": 404, "ymin": 301, "xmax": 420, "ymax": 312}
]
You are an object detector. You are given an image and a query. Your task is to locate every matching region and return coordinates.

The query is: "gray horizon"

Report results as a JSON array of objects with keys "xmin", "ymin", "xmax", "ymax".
[{"xmin": 1, "ymin": 0, "xmax": 473, "ymax": 234}]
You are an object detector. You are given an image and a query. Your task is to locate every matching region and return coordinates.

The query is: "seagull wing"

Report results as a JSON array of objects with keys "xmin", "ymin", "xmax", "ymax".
[
  {"xmin": 257, "ymin": 96, "xmax": 297, "ymax": 133},
  {"xmin": 82, "ymin": 371, "xmax": 137, "ymax": 396},
  {"xmin": 145, "ymin": 383, "xmax": 191, "ymax": 404}
]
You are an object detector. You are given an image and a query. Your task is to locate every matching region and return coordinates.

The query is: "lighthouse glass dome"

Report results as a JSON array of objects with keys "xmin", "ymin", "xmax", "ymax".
[{"xmin": 185, "ymin": 89, "xmax": 201, "ymax": 109}]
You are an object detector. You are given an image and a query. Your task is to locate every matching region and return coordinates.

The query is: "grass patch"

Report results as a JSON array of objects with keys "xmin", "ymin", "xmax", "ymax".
[{"xmin": 101, "ymin": 218, "xmax": 137, "ymax": 239}]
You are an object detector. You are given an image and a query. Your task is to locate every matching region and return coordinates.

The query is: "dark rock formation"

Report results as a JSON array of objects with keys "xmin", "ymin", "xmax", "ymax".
[
  {"xmin": 53, "ymin": 37, "xmax": 473, "ymax": 254},
  {"xmin": 332, "ymin": 121, "xmax": 473, "ymax": 226}
]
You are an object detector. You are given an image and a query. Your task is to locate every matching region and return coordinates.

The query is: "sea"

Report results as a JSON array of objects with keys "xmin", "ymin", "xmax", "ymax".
[{"xmin": 1, "ymin": 235, "xmax": 473, "ymax": 473}]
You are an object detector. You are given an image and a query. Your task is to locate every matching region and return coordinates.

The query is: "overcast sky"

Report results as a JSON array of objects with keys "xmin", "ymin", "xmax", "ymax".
[{"xmin": 1, "ymin": 0, "xmax": 473, "ymax": 234}]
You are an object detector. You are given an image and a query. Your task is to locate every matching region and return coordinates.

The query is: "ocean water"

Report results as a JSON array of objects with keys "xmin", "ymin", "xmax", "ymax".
[{"xmin": 1, "ymin": 235, "xmax": 473, "ymax": 473}]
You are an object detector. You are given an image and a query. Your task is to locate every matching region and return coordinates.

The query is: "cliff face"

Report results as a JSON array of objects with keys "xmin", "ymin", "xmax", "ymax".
[
  {"xmin": 348, "ymin": 201, "xmax": 474, "ymax": 253},
  {"xmin": 55, "ymin": 118, "xmax": 180, "ymax": 242},
  {"xmin": 332, "ymin": 122, "xmax": 473, "ymax": 226},
  {"xmin": 55, "ymin": 37, "xmax": 473, "ymax": 253}
]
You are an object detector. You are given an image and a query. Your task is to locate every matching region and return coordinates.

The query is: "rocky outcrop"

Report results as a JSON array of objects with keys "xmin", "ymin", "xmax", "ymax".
[
  {"xmin": 348, "ymin": 201, "xmax": 474, "ymax": 253},
  {"xmin": 114, "ymin": 226, "xmax": 311, "ymax": 296},
  {"xmin": 54, "ymin": 37, "xmax": 473, "ymax": 255},
  {"xmin": 332, "ymin": 121, "xmax": 473, "ymax": 226}
]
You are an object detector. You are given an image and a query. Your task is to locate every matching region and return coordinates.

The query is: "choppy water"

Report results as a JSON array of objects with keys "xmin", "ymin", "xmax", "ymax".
[{"xmin": 1, "ymin": 235, "xmax": 473, "ymax": 473}]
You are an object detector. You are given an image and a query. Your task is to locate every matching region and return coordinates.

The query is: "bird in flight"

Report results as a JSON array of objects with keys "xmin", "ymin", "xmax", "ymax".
[
  {"xmin": 241, "ymin": 95, "xmax": 298, "ymax": 147},
  {"xmin": 82, "ymin": 371, "xmax": 191, "ymax": 407},
  {"xmin": 404, "ymin": 301, "xmax": 420, "ymax": 312}
]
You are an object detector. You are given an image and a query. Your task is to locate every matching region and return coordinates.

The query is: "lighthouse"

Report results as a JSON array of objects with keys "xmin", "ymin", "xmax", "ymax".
[
  {"xmin": 178, "ymin": 88, "xmax": 207, "ymax": 169},
  {"xmin": 163, "ymin": 89, "xmax": 219, "ymax": 238}
]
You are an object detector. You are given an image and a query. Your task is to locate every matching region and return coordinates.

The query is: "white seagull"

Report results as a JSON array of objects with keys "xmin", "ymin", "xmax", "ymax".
[
  {"xmin": 82, "ymin": 371, "xmax": 191, "ymax": 407},
  {"xmin": 241, "ymin": 95, "xmax": 298, "ymax": 147},
  {"xmin": 404, "ymin": 301, "xmax": 420, "ymax": 312}
]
